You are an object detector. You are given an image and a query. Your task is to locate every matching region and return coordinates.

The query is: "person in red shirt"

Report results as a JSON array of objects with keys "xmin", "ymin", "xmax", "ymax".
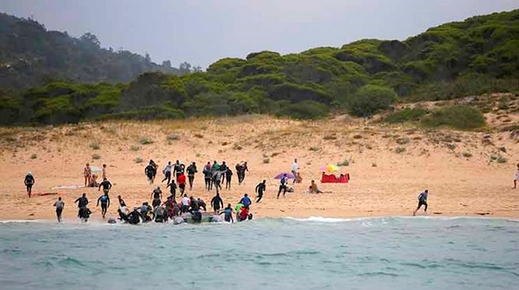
[
  {"xmin": 239, "ymin": 205, "xmax": 249, "ymax": 222},
  {"xmin": 177, "ymin": 172, "xmax": 187, "ymax": 195}
]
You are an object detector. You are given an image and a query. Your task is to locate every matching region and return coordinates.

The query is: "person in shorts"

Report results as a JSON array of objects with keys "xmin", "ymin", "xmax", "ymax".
[{"xmin": 413, "ymin": 189, "xmax": 428, "ymax": 216}]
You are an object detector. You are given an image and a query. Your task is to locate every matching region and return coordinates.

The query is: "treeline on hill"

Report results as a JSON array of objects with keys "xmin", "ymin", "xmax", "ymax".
[
  {"xmin": 1, "ymin": 10, "xmax": 519, "ymax": 127},
  {"xmin": 0, "ymin": 13, "xmax": 195, "ymax": 90}
]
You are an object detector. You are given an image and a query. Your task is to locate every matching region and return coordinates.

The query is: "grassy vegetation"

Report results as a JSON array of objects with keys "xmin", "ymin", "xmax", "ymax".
[
  {"xmin": 421, "ymin": 106, "xmax": 486, "ymax": 130},
  {"xmin": 383, "ymin": 108, "xmax": 428, "ymax": 123},
  {"xmin": 139, "ymin": 137, "xmax": 153, "ymax": 145}
]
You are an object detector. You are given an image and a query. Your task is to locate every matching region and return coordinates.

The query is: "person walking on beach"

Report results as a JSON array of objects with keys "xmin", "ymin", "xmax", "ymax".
[
  {"xmin": 97, "ymin": 192, "xmax": 110, "ymax": 219},
  {"xmin": 84, "ymin": 163, "xmax": 92, "ymax": 187},
  {"xmin": 98, "ymin": 178, "xmax": 112, "ymax": 194},
  {"xmin": 413, "ymin": 189, "xmax": 429, "ymax": 216},
  {"xmin": 162, "ymin": 161, "xmax": 172, "ymax": 185},
  {"xmin": 203, "ymin": 163, "xmax": 212, "ymax": 191},
  {"xmin": 177, "ymin": 172, "xmax": 187, "ymax": 195},
  {"xmin": 75, "ymin": 193, "xmax": 89, "ymax": 218},
  {"xmin": 220, "ymin": 204, "xmax": 234, "ymax": 223},
  {"xmin": 186, "ymin": 162, "xmax": 198, "ymax": 190},
  {"xmin": 211, "ymin": 193, "xmax": 224, "ymax": 214},
  {"xmin": 174, "ymin": 160, "xmax": 185, "ymax": 180},
  {"xmin": 145, "ymin": 161, "xmax": 157, "ymax": 184},
  {"xmin": 291, "ymin": 159, "xmax": 299, "ymax": 184},
  {"xmin": 151, "ymin": 186, "xmax": 162, "ymax": 208},
  {"xmin": 24, "ymin": 172, "xmax": 35, "ymax": 198},
  {"xmin": 53, "ymin": 197, "xmax": 64, "ymax": 222},
  {"xmin": 220, "ymin": 161, "xmax": 228, "ymax": 184},
  {"xmin": 167, "ymin": 179, "xmax": 177, "ymax": 198},
  {"xmin": 213, "ymin": 170, "xmax": 223, "ymax": 194},
  {"xmin": 277, "ymin": 174, "xmax": 288, "ymax": 199},
  {"xmin": 513, "ymin": 163, "xmax": 519, "ymax": 189},
  {"xmin": 255, "ymin": 180, "xmax": 266, "ymax": 203},
  {"xmin": 225, "ymin": 168, "xmax": 233, "ymax": 190}
]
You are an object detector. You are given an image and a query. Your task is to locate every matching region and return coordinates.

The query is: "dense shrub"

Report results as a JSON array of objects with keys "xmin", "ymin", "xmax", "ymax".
[
  {"xmin": 383, "ymin": 108, "xmax": 428, "ymax": 123},
  {"xmin": 421, "ymin": 105, "xmax": 485, "ymax": 130},
  {"xmin": 348, "ymin": 85, "xmax": 398, "ymax": 117},
  {"xmin": 276, "ymin": 101, "xmax": 330, "ymax": 120}
]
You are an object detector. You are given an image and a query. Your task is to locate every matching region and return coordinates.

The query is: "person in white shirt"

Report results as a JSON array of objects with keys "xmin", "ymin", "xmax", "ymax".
[
  {"xmin": 181, "ymin": 194, "xmax": 190, "ymax": 213},
  {"xmin": 162, "ymin": 161, "xmax": 172, "ymax": 185},
  {"xmin": 291, "ymin": 158, "xmax": 299, "ymax": 184}
]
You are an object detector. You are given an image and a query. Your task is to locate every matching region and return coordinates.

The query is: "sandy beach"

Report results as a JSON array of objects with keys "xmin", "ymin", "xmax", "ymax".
[{"xmin": 0, "ymin": 114, "xmax": 517, "ymax": 221}]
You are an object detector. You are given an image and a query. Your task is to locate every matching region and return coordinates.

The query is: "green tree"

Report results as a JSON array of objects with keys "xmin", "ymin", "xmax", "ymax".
[{"xmin": 348, "ymin": 85, "xmax": 398, "ymax": 117}]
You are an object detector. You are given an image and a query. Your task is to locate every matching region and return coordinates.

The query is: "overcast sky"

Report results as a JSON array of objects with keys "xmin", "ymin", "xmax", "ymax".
[{"xmin": 1, "ymin": 0, "xmax": 518, "ymax": 68}]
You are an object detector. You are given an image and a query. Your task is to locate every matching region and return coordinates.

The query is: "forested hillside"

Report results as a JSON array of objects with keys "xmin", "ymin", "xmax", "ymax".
[
  {"xmin": 0, "ymin": 13, "xmax": 184, "ymax": 90},
  {"xmin": 1, "ymin": 10, "xmax": 518, "ymax": 126}
]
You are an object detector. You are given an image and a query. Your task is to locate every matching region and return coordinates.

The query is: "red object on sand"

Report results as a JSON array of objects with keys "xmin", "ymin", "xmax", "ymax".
[{"xmin": 320, "ymin": 172, "xmax": 349, "ymax": 183}]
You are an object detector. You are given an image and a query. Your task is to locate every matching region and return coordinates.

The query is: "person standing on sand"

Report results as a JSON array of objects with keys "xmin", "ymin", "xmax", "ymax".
[
  {"xmin": 277, "ymin": 174, "xmax": 288, "ymax": 199},
  {"xmin": 211, "ymin": 193, "xmax": 224, "ymax": 214},
  {"xmin": 186, "ymin": 162, "xmax": 198, "ymax": 190},
  {"xmin": 97, "ymin": 192, "xmax": 110, "ymax": 219},
  {"xmin": 177, "ymin": 172, "xmax": 187, "ymax": 195},
  {"xmin": 225, "ymin": 168, "xmax": 233, "ymax": 190},
  {"xmin": 84, "ymin": 163, "xmax": 92, "ymax": 187},
  {"xmin": 513, "ymin": 163, "xmax": 519, "ymax": 189},
  {"xmin": 255, "ymin": 180, "xmax": 266, "ymax": 203},
  {"xmin": 167, "ymin": 180, "xmax": 177, "ymax": 198},
  {"xmin": 162, "ymin": 161, "xmax": 172, "ymax": 185},
  {"xmin": 151, "ymin": 186, "xmax": 162, "ymax": 208},
  {"xmin": 203, "ymin": 163, "xmax": 212, "ymax": 191},
  {"xmin": 145, "ymin": 161, "xmax": 157, "ymax": 184},
  {"xmin": 291, "ymin": 159, "xmax": 299, "ymax": 184},
  {"xmin": 174, "ymin": 160, "xmax": 185, "ymax": 180},
  {"xmin": 220, "ymin": 161, "xmax": 228, "ymax": 185},
  {"xmin": 413, "ymin": 190, "xmax": 429, "ymax": 216},
  {"xmin": 98, "ymin": 178, "xmax": 112, "ymax": 194},
  {"xmin": 53, "ymin": 197, "xmax": 65, "ymax": 222},
  {"xmin": 24, "ymin": 172, "xmax": 35, "ymax": 198}
]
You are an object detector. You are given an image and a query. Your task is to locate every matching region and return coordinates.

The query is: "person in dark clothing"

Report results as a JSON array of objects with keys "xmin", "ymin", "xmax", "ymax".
[
  {"xmin": 173, "ymin": 160, "xmax": 185, "ymax": 180},
  {"xmin": 203, "ymin": 165, "xmax": 212, "ymax": 191},
  {"xmin": 197, "ymin": 198, "xmax": 207, "ymax": 211},
  {"xmin": 186, "ymin": 162, "xmax": 198, "ymax": 190},
  {"xmin": 235, "ymin": 164, "xmax": 243, "ymax": 185},
  {"xmin": 118, "ymin": 195, "xmax": 126, "ymax": 207},
  {"xmin": 127, "ymin": 208, "xmax": 142, "ymax": 225},
  {"xmin": 145, "ymin": 162, "xmax": 157, "ymax": 184},
  {"xmin": 255, "ymin": 180, "xmax": 266, "ymax": 203},
  {"xmin": 167, "ymin": 180, "xmax": 177, "ymax": 197},
  {"xmin": 75, "ymin": 193, "xmax": 89, "ymax": 208},
  {"xmin": 151, "ymin": 186, "xmax": 162, "ymax": 208},
  {"xmin": 225, "ymin": 168, "xmax": 233, "ymax": 190},
  {"xmin": 211, "ymin": 193, "xmax": 224, "ymax": 214},
  {"xmin": 220, "ymin": 204, "xmax": 234, "ymax": 223},
  {"xmin": 413, "ymin": 190, "xmax": 429, "ymax": 216},
  {"xmin": 98, "ymin": 178, "xmax": 112, "ymax": 194},
  {"xmin": 78, "ymin": 206, "xmax": 92, "ymax": 222},
  {"xmin": 277, "ymin": 174, "xmax": 288, "ymax": 199},
  {"xmin": 24, "ymin": 172, "xmax": 35, "ymax": 198},
  {"xmin": 96, "ymin": 192, "xmax": 111, "ymax": 218},
  {"xmin": 53, "ymin": 197, "xmax": 65, "ymax": 222},
  {"xmin": 154, "ymin": 205, "xmax": 166, "ymax": 223},
  {"xmin": 220, "ymin": 161, "xmax": 228, "ymax": 184}
]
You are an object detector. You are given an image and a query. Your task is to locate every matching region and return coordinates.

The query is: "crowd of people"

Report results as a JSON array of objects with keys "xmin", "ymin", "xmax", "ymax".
[{"xmin": 49, "ymin": 159, "xmax": 255, "ymax": 224}]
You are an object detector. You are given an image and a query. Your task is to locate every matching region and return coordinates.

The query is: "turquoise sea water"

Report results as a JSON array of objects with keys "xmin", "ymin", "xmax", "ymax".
[{"xmin": 0, "ymin": 217, "xmax": 518, "ymax": 290}]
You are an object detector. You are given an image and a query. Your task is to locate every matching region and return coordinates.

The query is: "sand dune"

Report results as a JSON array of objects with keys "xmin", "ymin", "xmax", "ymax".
[{"xmin": 0, "ymin": 114, "xmax": 517, "ymax": 221}]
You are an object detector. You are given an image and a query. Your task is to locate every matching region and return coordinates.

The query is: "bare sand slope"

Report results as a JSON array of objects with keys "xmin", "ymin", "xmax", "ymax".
[{"xmin": 0, "ymin": 115, "xmax": 517, "ymax": 221}]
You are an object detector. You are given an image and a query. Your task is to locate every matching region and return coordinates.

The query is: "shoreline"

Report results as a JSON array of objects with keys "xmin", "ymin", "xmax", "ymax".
[{"xmin": 2, "ymin": 213, "xmax": 518, "ymax": 224}]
